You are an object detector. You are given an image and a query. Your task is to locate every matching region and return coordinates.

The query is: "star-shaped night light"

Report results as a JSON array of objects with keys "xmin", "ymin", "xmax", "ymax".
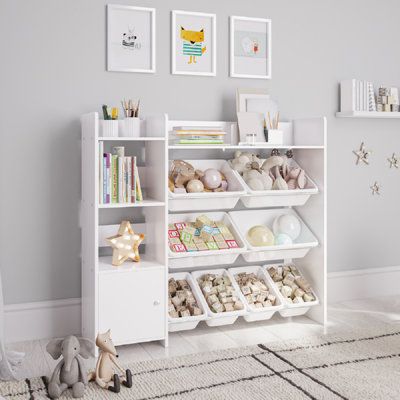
[
  {"xmin": 387, "ymin": 153, "xmax": 399, "ymax": 169},
  {"xmin": 353, "ymin": 142, "xmax": 371, "ymax": 165},
  {"xmin": 107, "ymin": 220, "xmax": 145, "ymax": 266},
  {"xmin": 370, "ymin": 181, "xmax": 380, "ymax": 196}
]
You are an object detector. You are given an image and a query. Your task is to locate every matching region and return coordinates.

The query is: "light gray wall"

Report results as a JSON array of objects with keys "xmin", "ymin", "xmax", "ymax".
[{"xmin": 1, "ymin": 0, "xmax": 399, "ymax": 304}]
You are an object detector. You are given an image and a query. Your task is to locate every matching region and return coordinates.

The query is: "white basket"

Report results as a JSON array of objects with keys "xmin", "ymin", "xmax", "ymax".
[
  {"xmin": 228, "ymin": 209, "xmax": 318, "ymax": 263},
  {"xmin": 263, "ymin": 264, "xmax": 319, "ymax": 317},
  {"xmin": 168, "ymin": 160, "xmax": 246, "ymax": 211},
  {"xmin": 168, "ymin": 212, "xmax": 246, "ymax": 269},
  {"xmin": 227, "ymin": 266, "xmax": 283, "ymax": 322},
  {"xmin": 191, "ymin": 269, "xmax": 246, "ymax": 327},
  {"xmin": 100, "ymin": 120, "xmax": 118, "ymax": 137},
  {"xmin": 168, "ymin": 272, "xmax": 207, "ymax": 332},
  {"xmin": 120, "ymin": 117, "xmax": 141, "ymax": 137},
  {"xmin": 237, "ymin": 159, "xmax": 318, "ymax": 208}
]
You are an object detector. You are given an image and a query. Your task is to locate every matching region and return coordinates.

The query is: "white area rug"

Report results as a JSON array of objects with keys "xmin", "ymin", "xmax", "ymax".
[{"xmin": 1, "ymin": 326, "xmax": 399, "ymax": 399}]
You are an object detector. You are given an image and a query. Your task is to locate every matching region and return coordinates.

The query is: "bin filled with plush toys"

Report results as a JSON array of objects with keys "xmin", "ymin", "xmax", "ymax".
[{"xmin": 228, "ymin": 149, "xmax": 318, "ymax": 208}]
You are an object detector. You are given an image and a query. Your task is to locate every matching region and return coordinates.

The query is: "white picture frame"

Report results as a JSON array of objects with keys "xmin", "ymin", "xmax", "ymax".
[
  {"xmin": 107, "ymin": 5, "xmax": 156, "ymax": 73},
  {"xmin": 171, "ymin": 10, "xmax": 216, "ymax": 76},
  {"xmin": 230, "ymin": 16, "xmax": 271, "ymax": 79}
]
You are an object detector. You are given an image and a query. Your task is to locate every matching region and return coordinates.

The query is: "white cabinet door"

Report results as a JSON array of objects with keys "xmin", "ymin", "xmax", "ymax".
[{"xmin": 98, "ymin": 268, "xmax": 166, "ymax": 345}]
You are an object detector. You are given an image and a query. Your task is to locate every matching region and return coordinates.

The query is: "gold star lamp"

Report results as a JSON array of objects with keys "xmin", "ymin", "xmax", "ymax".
[{"xmin": 106, "ymin": 221, "xmax": 145, "ymax": 266}]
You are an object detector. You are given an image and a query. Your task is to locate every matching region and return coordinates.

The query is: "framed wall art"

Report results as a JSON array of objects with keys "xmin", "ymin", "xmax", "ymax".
[
  {"xmin": 171, "ymin": 10, "xmax": 216, "ymax": 76},
  {"xmin": 230, "ymin": 16, "xmax": 271, "ymax": 79},
  {"xmin": 107, "ymin": 5, "xmax": 156, "ymax": 73}
]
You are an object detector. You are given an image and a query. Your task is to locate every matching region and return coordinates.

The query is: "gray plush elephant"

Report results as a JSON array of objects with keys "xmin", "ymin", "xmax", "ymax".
[{"xmin": 46, "ymin": 335, "xmax": 92, "ymax": 399}]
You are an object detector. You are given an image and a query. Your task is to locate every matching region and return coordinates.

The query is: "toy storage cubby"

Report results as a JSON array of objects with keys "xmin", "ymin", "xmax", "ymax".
[{"xmin": 82, "ymin": 112, "xmax": 326, "ymax": 350}]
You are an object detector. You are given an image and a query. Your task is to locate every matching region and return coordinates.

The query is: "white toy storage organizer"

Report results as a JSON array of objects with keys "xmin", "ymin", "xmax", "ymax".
[{"xmin": 81, "ymin": 112, "xmax": 326, "ymax": 348}]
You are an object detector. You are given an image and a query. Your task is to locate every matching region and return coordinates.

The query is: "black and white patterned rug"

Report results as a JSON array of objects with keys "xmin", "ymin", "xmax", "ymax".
[{"xmin": 1, "ymin": 326, "xmax": 399, "ymax": 399}]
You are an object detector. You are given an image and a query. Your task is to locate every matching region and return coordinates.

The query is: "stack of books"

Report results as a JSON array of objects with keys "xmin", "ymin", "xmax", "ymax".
[
  {"xmin": 172, "ymin": 126, "xmax": 226, "ymax": 145},
  {"xmin": 99, "ymin": 144, "xmax": 143, "ymax": 204},
  {"xmin": 340, "ymin": 79, "xmax": 376, "ymax": 112}
]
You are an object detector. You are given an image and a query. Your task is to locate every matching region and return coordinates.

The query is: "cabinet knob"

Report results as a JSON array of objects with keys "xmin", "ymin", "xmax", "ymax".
[{"xmin": 153, "ymin": 300, "xmax": 160, "ymax": 306}]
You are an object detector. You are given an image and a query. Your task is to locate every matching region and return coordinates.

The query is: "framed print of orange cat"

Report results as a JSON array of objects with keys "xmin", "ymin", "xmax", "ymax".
[
  {"xmin": 107, "ymin": 5, "xmax": 156, "ymax": 73},
  {"xmin": 230, "ymin": 16, "xmax": 271, "ymax": 79},
  {"xmin": 171, "ymin": 10, "xmax": 216, "ymax": 76}
]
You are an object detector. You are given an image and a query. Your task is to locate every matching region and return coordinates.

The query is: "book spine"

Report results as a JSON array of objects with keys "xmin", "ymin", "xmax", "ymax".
[
  {"xmin": 132, "ymin": 156, "xmax": 137, "ymax": 203},
  {"xmin": 102, "ymin": 154, "xmax": 107, "ymax": 204},
  {"xmin": 127, "ymin": 157, "xmax": 132, "ymax": 203},
  {"xmin": 99, "ymin": 142, "xmax": 104, "ymax": 204},
  {"xmin": 106, "ymin": 154, "xmax": 111, "ymax": 204},
  {"xmin": 111, "ymin": 155, "xmax": 118, "ymax": 203},
  {"xmin": 118, "ymin": 157, "xmax": 124, "ymax": 203},
  {"xmin": 135, "ymin": 162, "xmax": 143, "ymax": 202}
]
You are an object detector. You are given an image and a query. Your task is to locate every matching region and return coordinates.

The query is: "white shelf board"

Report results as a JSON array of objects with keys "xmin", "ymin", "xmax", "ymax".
[
  {"xmin": 168, "ymin": 145, "xmax": 324, "ymax": 150},
  {"xmin": 98, "ymin": 256, "xmax": 165, "ymax": 274},
  {"xmin": 336, "ymin": 111, "xmax": 400, "ymax": 119},
  {"xmin": 98, "ymin": 136, "xmax": 165, "ymax": 141},
  {"xmin": 99, "ymin": 199, "xmax": 165, "ymax": 208}
]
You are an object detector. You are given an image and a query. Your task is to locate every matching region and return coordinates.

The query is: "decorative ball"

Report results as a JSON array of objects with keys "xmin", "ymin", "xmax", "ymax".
[
  {"xmin": 202, "ymin": 168, "xmax": 222, "ymax": 189},
  {"xmin": 275, "ymin": 233, "xmax": 293, "ymax": 246},
  {"xmin": 186, "ymin": 179, "xmax": 204, "ymax": 193},
  {"xmin": 247, "ymin": 225, "xmax": 275, "ymax": 247},
  {"xmin": 272, "ymin": 214, "xmax": 301, "ymax": 240}
]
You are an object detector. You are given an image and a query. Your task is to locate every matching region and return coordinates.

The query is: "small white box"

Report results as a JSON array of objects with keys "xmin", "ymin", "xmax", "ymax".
[{"xmin": 267, "ymin": 129, "xmax": 283, "ymax": 145}]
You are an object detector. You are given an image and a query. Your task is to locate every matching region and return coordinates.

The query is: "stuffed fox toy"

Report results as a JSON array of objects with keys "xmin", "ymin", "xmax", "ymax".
[
  {"xmin": 88, "ymin": 330, "xmax": 132, "ymax": 393},
  {"xmin": 180, "ymin": 26, "xmax": 206, "ymax": 64}
]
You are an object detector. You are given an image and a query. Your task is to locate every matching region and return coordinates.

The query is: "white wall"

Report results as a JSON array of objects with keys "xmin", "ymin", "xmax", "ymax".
[{"xmin": 1, "ymin": 0, "xmax": 399, "ymax": 304}]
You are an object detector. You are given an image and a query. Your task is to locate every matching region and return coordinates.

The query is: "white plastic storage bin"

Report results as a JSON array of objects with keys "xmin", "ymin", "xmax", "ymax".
[
  {"xmin": 263, "ymin": 264, "xmax": 319, "ymax": 317},
  {"xmin": 229, "ymin": 209, "xmax": 318, "ymax": 263},
  {"xmin": 238, "ymin": 159, "xmax": 318, "ymax": 208},
  {"xmin": 168, "ymin": 272, "xmax": 207, "ymax": 332},
  {"xmin": 228, "ymin": 266, "xmax": 283, "ymax": 322},
  {"xmin": 168, "ymin": 160, "xmax": 246, "ymax": 211},
  {"xmin": 168, "ymin": 212, "xmax": 246, "ymax": 269},
  {"xmin": 191, "ymin": 269, "xmax": 246, "ymax": 327}
]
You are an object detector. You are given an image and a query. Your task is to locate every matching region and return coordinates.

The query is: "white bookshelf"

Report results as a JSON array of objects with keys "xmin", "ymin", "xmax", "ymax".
[{"xmin": 81, "ymin": 112, "xmax": 327, "ymax": 350}]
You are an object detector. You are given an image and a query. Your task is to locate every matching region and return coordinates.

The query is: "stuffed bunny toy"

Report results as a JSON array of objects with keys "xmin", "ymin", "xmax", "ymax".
[{"xmin": 46, "ymin": 335, "xmax": 92, "ymax": 399}]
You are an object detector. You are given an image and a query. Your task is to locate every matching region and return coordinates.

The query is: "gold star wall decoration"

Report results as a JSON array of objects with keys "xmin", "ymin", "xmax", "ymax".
[
  {"xmin": 370, "ymin": 181, "xmax": 380, "ymax": 195},
  {"xmin": 387, "ymin": 153, "xmax": 399, "ymax": 169},
  {"xmin": 353, "ymin": 142, "xmax": 371, "ymax": 165},
  {"xmin": 107, "ymin": 220, "xmax": 145, "ymax": 266}
]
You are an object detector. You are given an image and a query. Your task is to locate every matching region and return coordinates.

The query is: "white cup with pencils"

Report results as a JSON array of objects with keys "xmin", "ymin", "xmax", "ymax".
[
  {"xmin": 266, "ymin": 111, "xmax": 283, "ymax": 145},
  {"xmin": 120, "ymin": 99, "xmax": 141, "ymax": 137}
]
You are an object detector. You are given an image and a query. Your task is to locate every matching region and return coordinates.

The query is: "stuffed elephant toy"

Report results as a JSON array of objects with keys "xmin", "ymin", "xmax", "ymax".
[{"xmin": 46, "ymin": 335, "xmax": 92, "ymax": 399}]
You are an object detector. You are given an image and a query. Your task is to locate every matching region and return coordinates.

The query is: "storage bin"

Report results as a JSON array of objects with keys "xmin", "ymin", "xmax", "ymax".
[
  {"xmin": 120, "ymin": 117, "xmax": 141, "ymax": 137},
  {"xmin": 228, "ymin": 209, "xmax": 318, "ymax": 262},
  {"xmin": 263, "ymin": 263, "xmax": 319, "ymax": 317},
  {"xmin": 168, "ymin": 160, "xmax": 246, "ymax": 211},
  {"xmin": 168, "ymin": 272, "xmax": 207, "ymax": 332},
  {"xmin": 168, "ymin": 212, "xmax": 246, "ymax": 269},
  {"xmin": 238, "ymin": 158, "xmax": 318, "ymax": 208},
  {"xmin": 100, "ymin": 120, "xmax": 118, "ymax": 137},
  {"xmin": 191, "ymin": 269, "xmax": 246, "ymax": 326},
  {"xmin": 227, "ymin": 266, "xmax": 283, "ymax": 322}
]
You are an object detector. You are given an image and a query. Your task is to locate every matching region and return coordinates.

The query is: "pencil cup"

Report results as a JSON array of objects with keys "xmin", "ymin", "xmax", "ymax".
[
  {"xmin": 101, "ymin": 120, "xmax": 118, "ymax": 137},
  {"xmin": 267, "ymin": 129, "xmax": 283, "ymax": 145},
  {"xmin": 120, "ymin": 117, "xmax": 141, "ymax": 137}
]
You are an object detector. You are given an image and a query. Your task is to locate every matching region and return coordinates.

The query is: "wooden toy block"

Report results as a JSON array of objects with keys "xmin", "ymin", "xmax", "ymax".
[
  {"xmin": 185, "ymin": 242, "xmax": 197, "ymax": 252},
  {"xmin": 174, "ymin": 222, "xmax": 186, "ymax": 231},
  {"xmin": 200, "ymin": 225, "xmax": 213, "ymax": 241},
  {"xmin": 222, "ymin": 232, "xmax": 235, "ymax": 241},
  {"xmin": 216, "ymin": 241, "xmax": 228, "ymax": 249},
  {"xmin": 195, "ymin": 215, "xmax": 213, "ymax": 229},
  {"xmin": 168, "ymin": 237, "xmax": 182, "ymax": 245},
  {"xmin": 180, "ymin": 231, "xmax": 193, "ymax": 244},
  {"xmin": 226, "ymin": 240, "xmax": 239, "ymax": 249},
  {"xmin": 172, "ymin": 243, "xmax": 186, "ymax": 253},
  {"xmin": 168, "ymin": 224, "xmax": 176, "ymax": 230},
  {"xmin": 206, "ymin": 241, "xmax": 219, "ymax": 250},
  {"xmin": 193, "ymin": 236, "xmax": 205, "ymax": 244},
  {"xmin": 168, "ymin": 229, "xmax": 180, "ymax": 239},
  {"xmin": 196, "ymin": 242, "xmax": 208, "ymax": 251},
  {"xmin": 212, "ymin": 227, "xmax": 221, "ymax": 235},
  {"xmin": 212, "ymin": 233, "xmax": 225, "ymax": 242}
]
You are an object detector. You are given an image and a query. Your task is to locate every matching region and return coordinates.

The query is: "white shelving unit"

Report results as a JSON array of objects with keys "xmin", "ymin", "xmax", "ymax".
[
  {"xmin": 81, "ymin": 112, "xmax": 327, "ymax": 350},
  {"xmin": 336, "ymin": 111, "xmax": 400, "ymax": 118}
]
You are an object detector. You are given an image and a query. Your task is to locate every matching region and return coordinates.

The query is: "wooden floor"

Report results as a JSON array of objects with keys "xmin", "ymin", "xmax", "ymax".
[{"xmin": 6, "ymin": 295, "xmax": 400, "ymax": 379}]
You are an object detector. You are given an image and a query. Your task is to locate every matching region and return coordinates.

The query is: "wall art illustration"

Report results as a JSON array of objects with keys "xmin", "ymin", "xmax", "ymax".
[
  {"xmin": 172, "ymin": 10, "xmax": 216, "ymax": 76},
  {"xmin": 107, "ymin": 5, "xmax": 155, "ymax": 73}
]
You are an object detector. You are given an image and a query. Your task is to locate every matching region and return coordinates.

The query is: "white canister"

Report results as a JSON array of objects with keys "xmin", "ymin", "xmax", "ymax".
[
  {"xmin": 267, "ymin": 129, "xmax": 283, "ymax": 145},
  {"xmin": 100, "ymin": 120, "xmax": 118, "ymax": 137},
  {"xmin": 120, "ymin": 117, "xmax": 141, "ymax": 137}
]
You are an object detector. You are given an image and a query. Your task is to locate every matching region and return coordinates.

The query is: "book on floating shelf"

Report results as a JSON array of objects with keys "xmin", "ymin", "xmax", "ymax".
[
  {"xmin": 171, "ymin": 126, "xmax": 226, "ymax": 145},
  {"xmin": 98, "ymin": 144, "xmax": 143, "ymax": 204}
]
